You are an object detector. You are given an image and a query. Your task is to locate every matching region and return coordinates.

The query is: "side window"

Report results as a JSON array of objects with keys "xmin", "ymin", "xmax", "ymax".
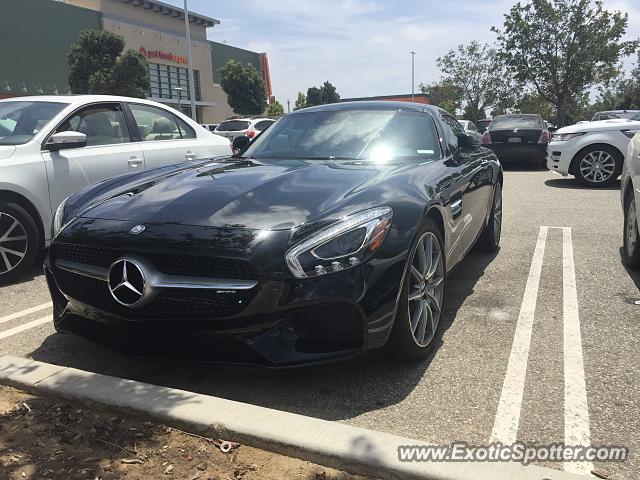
[
  {"xmin": 129, "ymin": 104, "xmax": 181, "ymax": 141},
  {"xmin": 57, "ymin": 104, "xmax": 131, "ymax": 147},
  {"xmin": 176, "ymin": 116, "xmax": 196, "ymax": 139},
  {"xmin": 255, "ymin": 120, "xmax": 274, "ymax": 131},
  {"xmin": 440, "ymin": 114, "xmax": 464, "ymax": 154}
]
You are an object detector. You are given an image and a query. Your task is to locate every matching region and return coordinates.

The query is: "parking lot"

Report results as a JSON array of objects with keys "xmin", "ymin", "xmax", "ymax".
[{"xmin": 1, "ymin": 168, "xmax": 639, "ymax": 479}]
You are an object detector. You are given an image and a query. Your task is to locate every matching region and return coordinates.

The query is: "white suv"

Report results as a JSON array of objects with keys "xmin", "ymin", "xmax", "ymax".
[
  {"xmin": 213, "ymin": 117, "xmax": 275, "ymax": 141},
  {"xmin": 547, "ymin": 114, "xmax": 640, "ymax": 187},
  {"xmin": 622, "ymin": 130, "xmax": 640, "ymax": 269},
  {"xmin": 0, "ymin": 95, "xmax": 231, "ymax": 284}
]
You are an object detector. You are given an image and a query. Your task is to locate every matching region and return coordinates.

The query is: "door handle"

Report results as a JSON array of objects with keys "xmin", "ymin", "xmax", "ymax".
[
  {"xmin": 128, "ymin": 156, "xmax": 143, "ymax": 168},
  {"xmin": 451, "ymin": 198, "xmax": 463, "ymax": 218},
  {"xmin": 185, "ymin": 150, "xmax": 196, "ymax": 160}
]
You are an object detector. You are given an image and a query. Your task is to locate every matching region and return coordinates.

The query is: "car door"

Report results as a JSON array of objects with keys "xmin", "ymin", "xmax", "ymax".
[
  {"xmin": 126, "ymin": 103, "xmax": 206, "ymax": 168},
  {"xmin": 41, "ymin": 102, "xmax": 145, "ymax": 216},
  {"xmin": 439, "ymin": 112, "xmax": 492, "ymax": 261}
]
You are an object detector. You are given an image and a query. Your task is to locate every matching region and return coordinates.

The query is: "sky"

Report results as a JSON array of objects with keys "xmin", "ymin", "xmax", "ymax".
[{"xmin": 166, "ymin": 0, "xmax": 640, "ymax": 107}]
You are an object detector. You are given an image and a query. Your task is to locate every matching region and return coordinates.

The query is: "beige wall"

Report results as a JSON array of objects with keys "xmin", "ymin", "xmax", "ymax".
[{"xmin": 210, "ymin": 85, "xmax": 235, "ymax": 123}]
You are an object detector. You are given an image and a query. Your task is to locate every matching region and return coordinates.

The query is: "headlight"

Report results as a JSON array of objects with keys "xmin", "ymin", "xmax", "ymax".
[
  {"xmin": 552, "ymin": 132, "xmax": 586, "ymax": 142},
  {"xmin": 285, "ymin": 207, "xmax": 393, "ymax": 278},
  {"xmin": 52, "ymin": 196, "xmax": 71, "ymax": 237},
  {"xmin": 621, "ymin": 129, "xmax": 639, "ymax": 139}
]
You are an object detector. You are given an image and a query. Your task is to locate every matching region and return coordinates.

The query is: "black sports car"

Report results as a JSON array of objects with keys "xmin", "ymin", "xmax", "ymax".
[{"xmin": 45, "ymin": 102, "xmax": 503, "ymax": 367}]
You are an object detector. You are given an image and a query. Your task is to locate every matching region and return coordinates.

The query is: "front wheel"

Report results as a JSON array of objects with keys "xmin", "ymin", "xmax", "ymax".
[
  {"xmin": 0, "ymin": 202, "xmax": 40, "ymax": 285},
  {"xmin": 388, "ymin": 219, "xmax": 446, "ymax": 361},
  {"xmin": 623, "ymin": 194, "xmax": 640, "ymax": 270},
  {"xmin": 574, "ymin": 146, "xmax": 622, "ymax": 187}
]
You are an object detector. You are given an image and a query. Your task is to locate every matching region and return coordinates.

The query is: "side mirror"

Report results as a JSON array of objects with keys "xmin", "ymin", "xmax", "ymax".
[
  {"xmin": 46, "ymin": 131, "xmax": 87, "ymax": 151},
  {"xmin": 456, "ymin": 132, "xmax": 480, "ymax": 149},
  {"xmin": 548, "ymin": 126, "xmax": 558, "ymax": 133},
  {"xmin": 232, "ymin": 135, "xmax": 251, "ymax": 156}
]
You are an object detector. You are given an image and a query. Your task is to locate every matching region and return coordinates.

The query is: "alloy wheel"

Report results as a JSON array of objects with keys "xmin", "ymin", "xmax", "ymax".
[
  {"xmin": 494, "ymin": 183, "xmax": 503, "ymax": 243},
  {"xmin": 408, "ymin": 231, "xmax": 444, "ymax": 348},
  {"xmin": 579, "ymin": 151, "xmax": 616, "ymax": 184},
  {"xmin": 626, "ymin": 199, "xmax": 638, "ymax": 258},
  {"xmin": 0, "ymin": 212, "xmax": 28, "ymax": 275}
]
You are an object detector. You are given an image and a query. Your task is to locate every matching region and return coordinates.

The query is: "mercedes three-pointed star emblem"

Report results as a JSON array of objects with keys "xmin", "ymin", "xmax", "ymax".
[{"xmin": 108, "ymin": 259, "xmax": 146, "ymax": 307}]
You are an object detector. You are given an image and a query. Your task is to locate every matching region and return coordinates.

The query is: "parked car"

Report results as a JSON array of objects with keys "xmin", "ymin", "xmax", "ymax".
[
  {"xmin": 458, "ymin": 119, "xmax": 483, "ymax": 142},
  {"xmin": 45, "ymin": 101, "xmax": 503, "ymax": 367},
  {"xmin": 213, "ymin": 117, "xmax": 275, "ymax": 141},
  {"xmin": 591, "ymin": 110, "xmax": 640, "ymax": 122},
  {"xmin": 547, "ymin": 113, "xmax": 640, "ymax": 187},
  {"xmin": 476, "ymin": 118, "xmax": 492, "ymax": 134},
  {"xmin": 0, "ymin": 95, "xmax": 231, "ymax": 284},
  {"xmin": 200, "ymin": 123, "xmax": 219, "ymax": 132},
  {"xmin": 621, "ymin": 130, "xmax": 640, "ymax": 269},
  {"xmin": 482, "ymin": 114, "xmax": 549, "ymax": 165}
]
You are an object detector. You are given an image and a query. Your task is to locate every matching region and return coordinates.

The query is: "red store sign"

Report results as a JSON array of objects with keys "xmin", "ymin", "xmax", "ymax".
[{"xmin": 139, "ymin": 47, "xmax": 188, "ymax": 65}]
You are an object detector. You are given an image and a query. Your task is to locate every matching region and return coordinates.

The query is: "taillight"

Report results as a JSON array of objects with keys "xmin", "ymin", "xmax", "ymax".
[
  {"xmin": 538, "ymin": 130, "xmax": 549, "ymax": 144},
  {"xmin": 247, "ymin": 130, "xmax": 256, "ymax": 139},
  {"xmin": 482, "ymin": 131, "xmax": 491, "ymax": 145}
]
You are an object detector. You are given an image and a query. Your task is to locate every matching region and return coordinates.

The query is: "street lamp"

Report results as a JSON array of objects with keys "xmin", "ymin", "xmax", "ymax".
[
  {"xmin": 183, "ymin": 0, "xmax": 197, "ymax": 121},
  {"xmin": 410, "ymin": 51, "xmax": 416, "ymax": 102},
  {"xmin": 174, "ymin": 86, "xmax": 184, "ymax": 113}
]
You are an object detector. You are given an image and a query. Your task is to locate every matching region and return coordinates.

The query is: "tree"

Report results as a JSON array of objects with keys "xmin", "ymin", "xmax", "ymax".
[
  {"xmin": 436, "ymin": 41, "xmax": 514, "ymax": 122},
  {"xmin": 305, "ymin": 82, "xmax": 340, "ymax": 107},
  {"xmin": 306, "ymin": 86, "xmax": 322, "ymax": 107},
  {"xmin": 294, "ymin": 91, "xmax": 307, "ymax": 110},
  {"xmin": 266, "ymin": 100, "xmax": 285, "ymax": 116},
  {"xmin": 219, "ymin": 60, "xmax": 267, "ymax": 116},
  {"xmin": 419, "ymin": 81, "xmax": 463, "ymax": 114},
  {"xmin": 493, "ymin": 0, "xmax": 638, "ymax": 126},
  {"xmin": 68, "ymin": 30, "xmax": 149, "ymax": 97},
  {"xmin": 513, "ymin": 92, "xmax": 555, "ymax": 120}
]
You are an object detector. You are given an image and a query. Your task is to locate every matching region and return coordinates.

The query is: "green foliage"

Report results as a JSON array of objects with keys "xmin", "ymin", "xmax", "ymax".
[
  {"xmin": 68, "ymin": 30, "xmax": 149, "ymax": 97},
  {"xmin": 305, "ymin": 82, "xmax": 340, "ymax": 107},
  {"xmin": 513, "ymin": 92, "xmax": 555, "ymax": 120},
  {"xmin": 219, "ymin": 60, "xmax": 267, "ymax": 116},
  {"xmin": 419, "ymin": 81, "xmax": 463, "ymax": 115},
  {"xmin": 266, "ymin": 100, "xmax": 285, "ymax": 116},
  {"xmin": 436, "ymin": 41, "xmax": 514, "ymax": 122},
  {"xmin": 493, "ymin": 0, "xmax": 638, "ymax": 126},
  {"xmin": 294, "ymin": 91, "xmax": 307, "ymax": 111}
]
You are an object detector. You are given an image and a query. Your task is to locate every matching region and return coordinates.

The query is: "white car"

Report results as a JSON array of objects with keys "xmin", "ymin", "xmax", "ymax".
[
  {"xmin": 457, "ymin": 119, "xmax": 483, "ymax": 142},
  {"xmin": 0, "ymin": 95, "xmax": 231, "ymax": 284},
  {"xmin": 213, "ymin": 117, "xmax": 275, "ymax": 141},
  {"xmin": 547, "ymin": 114, "xmax": 640, "ymax": 186},
  {"xmin": 621, "ymin": 130, "xmax": 640, "ymax": 269}
]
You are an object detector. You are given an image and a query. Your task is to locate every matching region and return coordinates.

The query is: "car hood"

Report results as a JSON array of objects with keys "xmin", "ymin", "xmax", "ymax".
[
  {"xmin": 0, "ymin": 146, "xmax": 16, "ymax": 160},
  {"xmin": 557, "ymin": 118, "xmax": 640, "ymax": 134},
  {"xmin": 79, "ymin": 159, "xmax": 401, "ymax": 231}
]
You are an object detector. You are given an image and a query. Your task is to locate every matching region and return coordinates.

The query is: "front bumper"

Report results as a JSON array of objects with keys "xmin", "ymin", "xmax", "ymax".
[
  {"xmin": 547, "ymin": 141, "xmax": 575, "ymax": 175},
  {"xmin": 486, "ymin": 143, "xmax": 547, "ymax": 162},
  {"xmin": 45, "ymin": 220, "xmax": 407, "ymax": 367}
]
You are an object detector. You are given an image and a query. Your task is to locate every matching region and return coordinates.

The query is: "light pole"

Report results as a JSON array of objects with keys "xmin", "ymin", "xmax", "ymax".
[
  {"xmin": 174, "ymin": 86, "xmax": 184, "ymax": 113},
  {"xmin": 287, "ymin": 99, "xmax": 291, "ymax": 113},
  {"xmin": 410, "ymin": 51, "xmax": 416, "ymax": 102},
  {"xmin": 183, "ymin": 0, "xmax": 197, "ymax": 121}
]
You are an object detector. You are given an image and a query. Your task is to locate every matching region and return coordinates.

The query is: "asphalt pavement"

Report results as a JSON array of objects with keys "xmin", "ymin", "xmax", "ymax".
[{"xmin": 1, "ymin": 168, "xmax": 639, "ymax": 479}]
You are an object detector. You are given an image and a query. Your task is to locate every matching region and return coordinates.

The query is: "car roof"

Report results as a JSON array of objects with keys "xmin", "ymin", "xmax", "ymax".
[
  {"xmin": 292, "ymin": 101, "xmax": 442, "ymax": 115},
  {"xmin": 0, "ymin": 94, "xmax": 180, "ymax": 108},
  {"xmin": 596, "ymin": 110, "xmax": 640, "ymax": 114}
]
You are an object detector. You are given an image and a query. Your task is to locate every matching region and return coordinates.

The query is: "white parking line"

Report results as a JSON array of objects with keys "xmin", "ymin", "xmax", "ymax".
[
  {"xmin": 562, "ymin": 227, "xmax": 593, "ymax": 475},
  {"xmin": 490, "ymin": 226, "xmax": 548, "ymax": 444},
  {"xmin": 0, "ymin": 302, "xmax": 52, "ymax": 325},
  {"xmin": 0, "ymin": 315, "xmax": 52, "ymax": 340}
]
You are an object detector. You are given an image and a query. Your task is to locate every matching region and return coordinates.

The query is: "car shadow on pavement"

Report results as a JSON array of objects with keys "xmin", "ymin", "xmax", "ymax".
[
  {"xmin": 28, "ymin": 250, "xmax": 498, "ymax": 423},
  {"xmin": 619, "ymin": 247, "xmax": 640, "ymax": 294},
  {"xmin": 544, "ymin": 178, "xmax": 622, "ymax": 190}
]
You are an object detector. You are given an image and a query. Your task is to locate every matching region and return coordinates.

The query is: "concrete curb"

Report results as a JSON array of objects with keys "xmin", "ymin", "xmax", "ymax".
[{"xmin": 0, "ymin": 354, "xmax": 588, "ymax": 480}]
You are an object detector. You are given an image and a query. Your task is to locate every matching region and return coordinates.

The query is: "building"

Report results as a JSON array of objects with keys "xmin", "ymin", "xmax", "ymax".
[
  {"xmin": 341, "ymin": 94, "xmax": 432, "ymax": 105},
  {"xmin": 0, "ymin": 0, "xmax": 272, "ymax": 123}
]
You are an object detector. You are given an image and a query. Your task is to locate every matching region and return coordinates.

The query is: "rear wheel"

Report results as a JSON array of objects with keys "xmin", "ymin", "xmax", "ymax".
[
  {"xmin": 623, "ymin": 194, "xmax": 640, "ymax": 270},
  {"xmin": 388, "ymin": 219, "xmax": 446, "ymax": 361},
  {"xmin": 477, "ymin": 182, "xmax": 502, "ymax": 252},
  {"xmin": 574, "ymin": 146, "xmax": 622, "ymax": 187},
  {"xmin": 0, "ymin": 202, "xmax": 40, "ymax": 285}
]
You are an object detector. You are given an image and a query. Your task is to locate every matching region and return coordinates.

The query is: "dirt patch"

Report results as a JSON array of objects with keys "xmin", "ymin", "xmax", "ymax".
[{"xmin": 0, "ymin": 385, "xmax": 372, "ymax": 479}]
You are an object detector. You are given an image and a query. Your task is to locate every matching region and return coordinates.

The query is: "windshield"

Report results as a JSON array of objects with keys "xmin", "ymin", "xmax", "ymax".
[
  {"xmin": 0, "ymin": 101, "xmax": 66, "ymax": 145},
  {"xmin": 632, "ymin": 113, "xmax": 640, "ymax": 121},
  {"xmin": 241, "ymin": 109, "xmax": 440, "ymax": 162},
  {"xmin": 592, "ymin": 111, "xmax": 640, "ymax": 121},
  {"xmin": 216, "ymin": 120, "xmax": 251, "ymax": 131},
  {"xmin": 490, "ymin": 115, "xmax": 542, "ymax": 129}
]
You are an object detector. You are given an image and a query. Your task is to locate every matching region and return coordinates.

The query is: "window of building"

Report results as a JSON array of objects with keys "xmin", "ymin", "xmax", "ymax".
[{"xmin": 147, "ymin": 63, "xmax": 201, "ymax": 102}]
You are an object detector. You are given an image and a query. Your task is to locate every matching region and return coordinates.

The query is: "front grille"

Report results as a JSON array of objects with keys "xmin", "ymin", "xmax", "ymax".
[
  {"xmin": 54, "ymin": 269, "xmax": 254, "ymax": 319},
  {"xmin": 291, "ymin": 303, "xmax": 363, "ymax": 343},
  {"xmin": 51, "ymin": 243, "xmax": 258, "ymax": 280}
]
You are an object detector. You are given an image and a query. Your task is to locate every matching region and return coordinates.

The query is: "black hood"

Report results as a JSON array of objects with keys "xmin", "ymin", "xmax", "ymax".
[{"xmin": 79, "ymin": 159, "xmax": 403, "ymax": 231}]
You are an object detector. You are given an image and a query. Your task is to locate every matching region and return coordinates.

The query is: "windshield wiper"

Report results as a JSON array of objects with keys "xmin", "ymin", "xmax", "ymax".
[{"xmin": 297, "ymin": 155, "xmax": 359, "ymax": 160}]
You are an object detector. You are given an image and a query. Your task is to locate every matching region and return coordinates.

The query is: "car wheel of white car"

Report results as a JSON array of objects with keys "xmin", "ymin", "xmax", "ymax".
[
  {"xmin": 574, "ymin": 146, "xmax": 622, "ymax": 187},
  {"xmin": 0, "ymin": 202, "xmax": 40, "ymax": 285},
  {"xmin": 623, "ymin": 194, "xmax": 640, "ymax": 270}
]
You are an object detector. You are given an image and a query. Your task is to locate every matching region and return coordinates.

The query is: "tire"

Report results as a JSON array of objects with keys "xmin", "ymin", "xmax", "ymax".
[
  {"xmin": 623, "ymin": 193, "xmax": 640, "ymax": 270},
  {"xmin": 0, "ymin": 202, "xmax": 40, "ymax": 285},
  {"xmin": 573, "ymin": 145, "xmax": 622, "ymax": 187},
  {"xmin": 477, "ymin": 182, "xmax": 502, "ymax": 253},
  {"xmin": 388, "ymin": 218, "xmax": 446, "ymax": 362}
]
